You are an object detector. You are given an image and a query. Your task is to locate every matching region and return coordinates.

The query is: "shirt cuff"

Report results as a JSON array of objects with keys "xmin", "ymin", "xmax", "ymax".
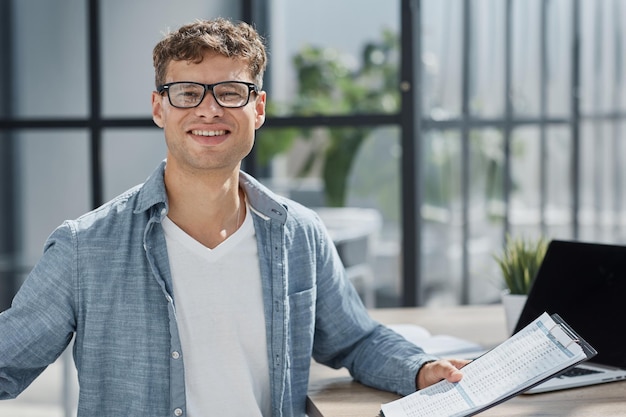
[{"xmin": 397, "ymin": 353, "xmax": 440, "ymax": 396}]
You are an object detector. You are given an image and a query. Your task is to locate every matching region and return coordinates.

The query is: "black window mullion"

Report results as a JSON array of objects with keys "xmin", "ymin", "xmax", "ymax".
[
  {"xmin": 571, "ymin": 0, "xmax": 582, "ymax": 239},
  {"xmin": 400, "ymin": 0, "xmax": 421, "ymax": 306},
  {"xmin": 459, "ymin": 0, "xmax": 472, "ymax": 305},
  {"xmin": 611, "ymin": 0, "xmax": 623, "ymax": 230},
  {"xmin": 88, "ymin": 0, "xmax": 103, "ymax": 209},
  {"xmin": 539, "ymin": 0, "xmax": 549, "ymax": 234},
  {"xmin": 503, "ymin": 0, "xmax": 514, "ymax": 241},
  {"xmin": 591, "ymin": 2, "xmax": 604, "ymax": 233},
  {"xmin": 0, "ymin": 0, "xmax": 16, "ymax": 312},
  {"xmin": 240, "ymin": 0, "xmax": 257, "ymax": 176}
]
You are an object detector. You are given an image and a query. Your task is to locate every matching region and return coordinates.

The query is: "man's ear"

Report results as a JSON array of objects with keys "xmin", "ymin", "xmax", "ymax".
[
  {"xmin": 152, "ymin": 91, "xmax": 164, "ymax": 128},
  {"xmin": 254, "ymin": 91, "xmax": 267, "ymax": 130}
]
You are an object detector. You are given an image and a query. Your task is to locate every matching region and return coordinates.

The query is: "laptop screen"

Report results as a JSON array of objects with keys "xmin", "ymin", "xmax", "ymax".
[{"xmin": 514, "ymin": 240, "xmax": 626, "ymax": 369}]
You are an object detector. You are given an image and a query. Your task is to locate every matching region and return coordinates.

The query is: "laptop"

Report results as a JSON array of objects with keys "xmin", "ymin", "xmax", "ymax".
[{"xmin": 513, "ymin": 239, "xmax": 626, "ymax": 394}]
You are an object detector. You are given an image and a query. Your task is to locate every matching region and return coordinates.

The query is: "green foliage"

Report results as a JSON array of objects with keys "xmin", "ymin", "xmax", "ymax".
[
  {"xmin": 261, "ymin": 29, "xmax": 400, "ymax": 207},
  {"xmin": 493, "ymin": 235, "xmax": 549, "ymax": 295}
]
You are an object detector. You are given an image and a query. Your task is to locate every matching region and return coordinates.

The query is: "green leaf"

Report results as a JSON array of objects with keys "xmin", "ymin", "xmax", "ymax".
[{"xmin": 493, "ymin": 235, "xmax": 549, "ymax": 295}]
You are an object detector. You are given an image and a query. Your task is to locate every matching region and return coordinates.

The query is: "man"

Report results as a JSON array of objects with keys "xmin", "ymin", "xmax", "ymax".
[{"xmin": 0, "ymin": 18, "xmax": 466, "ymax": 416}]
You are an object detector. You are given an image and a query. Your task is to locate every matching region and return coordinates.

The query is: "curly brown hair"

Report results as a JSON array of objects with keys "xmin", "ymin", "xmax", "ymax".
[{"xmin": 152, "ymin": 18, "xmax": 267, "ymax": 89}]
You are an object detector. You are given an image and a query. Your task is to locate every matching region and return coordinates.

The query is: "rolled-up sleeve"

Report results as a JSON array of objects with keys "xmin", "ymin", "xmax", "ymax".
[{"xmin": 311, "ymin": 220, "xmax": 438, "ymax": 396}]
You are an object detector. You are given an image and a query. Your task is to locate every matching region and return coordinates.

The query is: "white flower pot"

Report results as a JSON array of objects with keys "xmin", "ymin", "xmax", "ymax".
[{"xmin": 501, "ymin": 290, "xmax": 527, "ymax": 336}]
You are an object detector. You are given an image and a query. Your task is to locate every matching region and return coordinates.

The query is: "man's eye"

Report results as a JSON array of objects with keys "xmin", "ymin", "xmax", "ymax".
[
  {"xmin": 218, "ymin": 91, "xmax": 244, "ymax": 101},
  {"xmin": 179, "ymin": 91, "xmax": 202, "ymax": 99}
]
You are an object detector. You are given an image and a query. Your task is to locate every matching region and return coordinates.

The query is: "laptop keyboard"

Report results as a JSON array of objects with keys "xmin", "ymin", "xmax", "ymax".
[{"xmin": 557, "ymin": 366, "xmax": 602, "ymax": 379}]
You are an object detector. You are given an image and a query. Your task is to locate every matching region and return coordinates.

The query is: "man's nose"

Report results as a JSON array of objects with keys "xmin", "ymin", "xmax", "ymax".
[{"xmin": 194, "ymin": 90, "xmax": 224, "ymax": 116}]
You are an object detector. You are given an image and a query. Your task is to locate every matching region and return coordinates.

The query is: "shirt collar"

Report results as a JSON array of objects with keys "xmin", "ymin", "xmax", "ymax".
[
  {"xmin": 133, "ymin": 159, "xmax": 288, "ymax": 224},
  {"xmin": 134, "ymin": 159, "xmax": 168, "ymax": 215}
]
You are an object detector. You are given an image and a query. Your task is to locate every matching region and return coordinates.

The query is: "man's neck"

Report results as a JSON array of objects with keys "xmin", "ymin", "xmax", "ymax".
[{"xmin": 164, "ymin": 164, "xmax": 244, "ymax": 249}]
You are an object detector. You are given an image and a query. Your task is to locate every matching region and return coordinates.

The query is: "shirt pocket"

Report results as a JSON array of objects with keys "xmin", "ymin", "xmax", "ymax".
[{"xmin": 287, "ymin": 286, "xmax": 317, "ymax": 376}]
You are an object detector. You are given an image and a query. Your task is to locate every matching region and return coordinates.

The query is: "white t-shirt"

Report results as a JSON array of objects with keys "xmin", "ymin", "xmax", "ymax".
[{"xmin": 162, "ymin": 205, "xmax": 271, "ymax": 417}]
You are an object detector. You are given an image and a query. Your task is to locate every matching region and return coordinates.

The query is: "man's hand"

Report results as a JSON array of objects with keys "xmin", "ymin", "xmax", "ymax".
[{"xmin": 416, "ymin": 359, "xmax": 470, "ymax": 390}]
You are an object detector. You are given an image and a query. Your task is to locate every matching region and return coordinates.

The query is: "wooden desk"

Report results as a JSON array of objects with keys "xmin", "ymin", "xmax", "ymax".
[{"xmin": 307, "ymin": 305, "xmax": 626, "ymax": 416}]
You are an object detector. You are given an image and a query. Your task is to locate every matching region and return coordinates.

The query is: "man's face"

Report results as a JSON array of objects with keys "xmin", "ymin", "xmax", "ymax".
[{"xmin": 151, "ymin": 52, "xmax": 266, "ymax": 175}]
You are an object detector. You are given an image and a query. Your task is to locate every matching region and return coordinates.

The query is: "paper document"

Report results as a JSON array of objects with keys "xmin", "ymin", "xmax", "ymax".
[
  {"xmin": 381, "ymin": 312, "xmax": 596, "ymax": 417},
  {"xmin": 389, "ymin": 324, "xmax": 484, "ymax": 357}
]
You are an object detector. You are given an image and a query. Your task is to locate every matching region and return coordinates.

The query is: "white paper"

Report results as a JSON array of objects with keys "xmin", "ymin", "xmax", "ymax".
[{"xmin": 389, "ymin": 324, "xmax": 484, "ymax": 357}]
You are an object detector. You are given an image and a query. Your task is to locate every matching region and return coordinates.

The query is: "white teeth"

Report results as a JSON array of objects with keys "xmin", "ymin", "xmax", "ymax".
[{"xmin": 191, "ymin": 130, "xmax": 226, "ymax": 137}]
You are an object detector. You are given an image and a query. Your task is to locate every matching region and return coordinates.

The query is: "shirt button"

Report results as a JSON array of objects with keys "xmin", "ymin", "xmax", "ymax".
[
  {"xmin": 171, "ymin": 351, "xmax": 180, "ymax": 359},
  {"xmin": 174, "ymin": 408, "xmax": 183, "ymax": 416}
]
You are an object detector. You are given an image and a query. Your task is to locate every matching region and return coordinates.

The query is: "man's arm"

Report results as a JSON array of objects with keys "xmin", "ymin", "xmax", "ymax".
[{"xmin": 0, "ymin": 224, "xmax": 76, "ymax": 399}]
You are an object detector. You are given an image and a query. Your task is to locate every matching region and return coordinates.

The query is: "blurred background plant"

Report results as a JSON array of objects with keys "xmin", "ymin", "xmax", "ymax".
[
  {"xmin": 258, "ymin": 29, "xmax": 400, "ymax": 207},
  {"xmin": 494, "ymin": 235, "xmax": 549, "ymax": 295}
]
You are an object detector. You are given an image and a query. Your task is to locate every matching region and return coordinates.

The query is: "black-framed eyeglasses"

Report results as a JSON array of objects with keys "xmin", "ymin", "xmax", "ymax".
[{"xmin": 157, "ymin": 81, "xmax": 259, "ymax": 109}]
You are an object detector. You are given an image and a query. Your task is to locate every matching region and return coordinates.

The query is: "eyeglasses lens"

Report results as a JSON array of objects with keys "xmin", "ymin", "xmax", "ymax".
[{"xmin": 213, "ymin": 83, "xmax": 249, "ymax": 107}]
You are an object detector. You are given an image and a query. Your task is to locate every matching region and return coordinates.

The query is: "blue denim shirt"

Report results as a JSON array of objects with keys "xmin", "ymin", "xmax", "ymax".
[{"xmin": 0, "ymin": 161, "xmax": 437, "ymax": 416}]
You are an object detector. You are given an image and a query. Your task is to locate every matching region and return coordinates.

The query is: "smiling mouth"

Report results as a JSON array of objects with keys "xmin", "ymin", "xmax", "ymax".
[{"xmin": 190, "ymin": 129, "xmax": 227, "ymax": 137}]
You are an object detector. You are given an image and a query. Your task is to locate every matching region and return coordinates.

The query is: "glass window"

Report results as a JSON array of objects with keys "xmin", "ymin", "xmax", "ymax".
[
  {"xmin": 618, "ymin": 3, "xmax": 626, "ymax": 114},
  {"xmin": 265, "ymin": 0, "xmax": 400, "ymax": 117},
  {"xmin": 579, "ymin": 2, "xmax": 622, "ymax": 115},
  {"xmin": 508, "ymin": 126, "xmax": 573, "ymax": 238},
  {"xmin": 15, "ymin": 130, "xmax": 91, "ymax": 267},
  {"xmin": 579, "ymin": 121, "xmax": 596, "ymax": 241},
  {"xmin": 468, "ymin": 0, "xmax": 506, "ymax": 118},
  {"xmin": 468, "ymin": 128, "xmax": 506, "ymax": 304},
  {"xmin": 579, "ymin": 2, "xmax": 597, "ymax": 115},
  {"xmin": 12, "ymin": 0, "xmax": 88, "ymax": 117},
  {"xmin": 510, "ymin": 127, "xmax": 541, "ymax": 230},
  {"xmin": 579, "ymin": 120, "xmax": 615, "ymax": 242},
  {"xmin": 545, "ymin": 0, "xmax": 572, "ymax": 118},
  {"xmin": 596, "ymin": 2, "xmax": 621, "ymax": 115},
  {"xmin": 102, "ymin": 129, "xmax": 167, "ymax": 200},
  {"xmin": 469, "ymin": 128, "xmax": 505, "ymax": 221},
  {"xmin": 421, "ymin": 0, "xmax": 463, "ymax": 119},
  {"xmin": 544, "ymin": 126, "xmax": 573, "ymax": 239},
  {"xmin": 100, "ymin": 0, "xmax": 240, "ymax": 117},
  {"xmin": 421, "ymin": 129, "xmax": 463, "ymax": 305},
  {"xmin": 511, "ymin": 0, "xmax": 542, "ymax": 117},
  {"xmin": 620, "ymin": 122, "xmax": 626, "ymax": 226}
]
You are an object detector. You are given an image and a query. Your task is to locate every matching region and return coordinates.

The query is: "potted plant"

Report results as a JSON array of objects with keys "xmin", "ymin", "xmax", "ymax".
[{"xmin": 493, "ymin": 235, "xmax": 548, "ymax": 334}]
